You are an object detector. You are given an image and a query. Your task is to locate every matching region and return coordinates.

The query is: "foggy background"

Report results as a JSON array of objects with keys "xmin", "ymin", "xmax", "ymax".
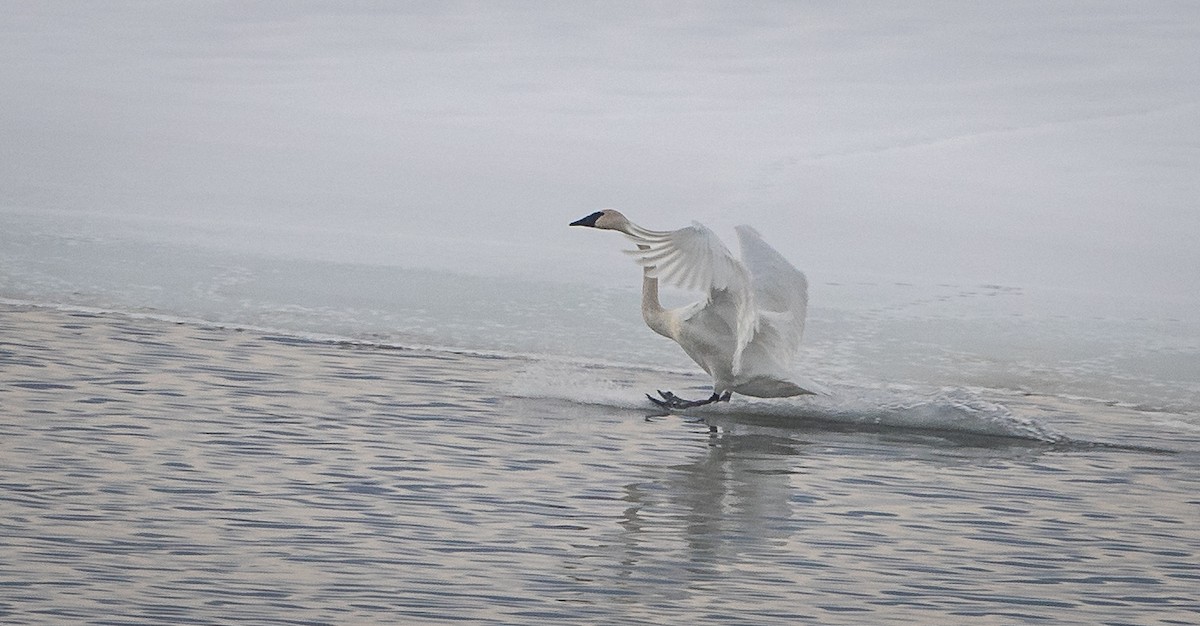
[{"xmin": 3, "ymin": 2, "xmax": 1198, "ymax": 311}]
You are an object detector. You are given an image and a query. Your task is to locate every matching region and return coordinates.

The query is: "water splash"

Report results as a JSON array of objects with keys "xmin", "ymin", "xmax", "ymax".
[{"xmin": 508, "ymin": 362, "xmax": 1065, "ymax": 443}]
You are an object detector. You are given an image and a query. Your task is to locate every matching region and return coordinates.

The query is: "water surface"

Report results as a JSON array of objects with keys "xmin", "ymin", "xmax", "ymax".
[{"xmin": 2, "ymin": 306, "xmax": 1196, "ymax": 624}]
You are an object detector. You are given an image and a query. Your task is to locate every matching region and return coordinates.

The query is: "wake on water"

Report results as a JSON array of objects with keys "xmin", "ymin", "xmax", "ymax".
[
  {"xmin": 507, "ymin": 361, "xmax": 1066, "ymax": 444},
  {"xmin": 4, "ymin": 299, "xmax": 1174, "ymax": 453}
]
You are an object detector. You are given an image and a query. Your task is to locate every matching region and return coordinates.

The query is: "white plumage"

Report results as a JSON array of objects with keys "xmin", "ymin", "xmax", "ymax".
[{"xmin": 570, "ymin": 209, "xmax": 822, "ymax": 409}]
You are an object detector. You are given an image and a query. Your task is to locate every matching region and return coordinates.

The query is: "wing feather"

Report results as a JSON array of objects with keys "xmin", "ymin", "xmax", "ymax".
[
  {"xmin": 735, "ymin": 225, "xmax": 808, "ymax": 362},
  {"xmin": 623, "ymin": 222, "xmax": 757, "ymax": 372}
]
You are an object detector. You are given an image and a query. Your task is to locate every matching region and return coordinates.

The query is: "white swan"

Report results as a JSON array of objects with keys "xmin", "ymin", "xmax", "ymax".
[{"xmin": 570, "ymin": 209, "xmax": 823, "ymax": 410}]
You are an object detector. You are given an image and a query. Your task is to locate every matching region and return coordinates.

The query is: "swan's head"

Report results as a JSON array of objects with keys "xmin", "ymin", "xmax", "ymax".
[{"xmin": 569, "ymin": 209, "xmax": 629, "ymax": 232}]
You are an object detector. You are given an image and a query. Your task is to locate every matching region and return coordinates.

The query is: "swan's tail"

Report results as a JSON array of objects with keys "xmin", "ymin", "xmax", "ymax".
[{"xmin": 734, "ymin": 373, "xmax": 830, "ymax": 398}]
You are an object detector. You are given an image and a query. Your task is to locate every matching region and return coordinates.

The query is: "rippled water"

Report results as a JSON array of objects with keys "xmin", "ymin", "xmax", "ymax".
[{"xmin": 2, "ymin": 306, "xmax": 1197, "ymax": 624}]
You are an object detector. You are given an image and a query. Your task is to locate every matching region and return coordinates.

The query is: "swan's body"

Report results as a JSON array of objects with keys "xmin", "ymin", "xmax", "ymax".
[{"xmin": 571, "ymin": 209, "xmax": 821, "ymax": 408}]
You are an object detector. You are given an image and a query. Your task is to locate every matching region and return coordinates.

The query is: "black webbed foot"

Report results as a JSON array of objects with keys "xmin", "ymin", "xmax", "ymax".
[{"xmin": 646, "ymin": 389, "xmax": 731, "ymax": 411}]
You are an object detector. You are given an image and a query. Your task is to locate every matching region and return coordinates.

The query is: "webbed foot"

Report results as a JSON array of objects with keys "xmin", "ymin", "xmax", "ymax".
[{"xmin": 646, "ymin": 390, "xmax": 731, "ymax": 411}]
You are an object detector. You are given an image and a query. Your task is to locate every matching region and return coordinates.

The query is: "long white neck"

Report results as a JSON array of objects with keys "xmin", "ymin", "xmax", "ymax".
[{"xmin": 637, "ymin": 243, "xmax": 672, "ymax": 339}]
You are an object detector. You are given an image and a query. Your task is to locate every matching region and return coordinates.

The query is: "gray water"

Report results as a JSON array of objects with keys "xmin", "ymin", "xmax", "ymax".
[
  {"xmin": 2, "ymin": 210, "xmax": 1199, "ymax": 623},
  {"xmin": 2, "ymin": 306, "xmax": 1199, "ymax": 625}
]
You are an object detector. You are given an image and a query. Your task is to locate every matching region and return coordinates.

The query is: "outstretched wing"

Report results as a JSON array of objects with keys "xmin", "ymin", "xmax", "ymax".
[
  {"xmin": 735, "ymin": 225, "xmax": 807, "ymax": 361},
  {"xmin": 623, "ymin": 222, "xmax": 757, "ymax": 370},
  {"xmin": 623, "ymin": 222, "xmax": 744, "ymax": 293}
]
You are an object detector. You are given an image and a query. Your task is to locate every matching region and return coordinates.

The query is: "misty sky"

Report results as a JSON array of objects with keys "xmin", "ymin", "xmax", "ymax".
[{"xmin": 3, "ymin": 2, "xmax": 1198, "ymax": 303}]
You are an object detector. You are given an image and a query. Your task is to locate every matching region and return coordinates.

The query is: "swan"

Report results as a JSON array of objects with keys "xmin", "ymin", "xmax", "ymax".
[{"xmin": 570, "ymin": 209, "xmax": 823, "ymax": 410}]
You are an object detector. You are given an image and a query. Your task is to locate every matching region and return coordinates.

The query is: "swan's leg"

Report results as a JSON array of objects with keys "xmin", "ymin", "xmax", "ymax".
[{"xmin": 646, "ymin": 390, "xmax": 730, "ymax": 410}]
